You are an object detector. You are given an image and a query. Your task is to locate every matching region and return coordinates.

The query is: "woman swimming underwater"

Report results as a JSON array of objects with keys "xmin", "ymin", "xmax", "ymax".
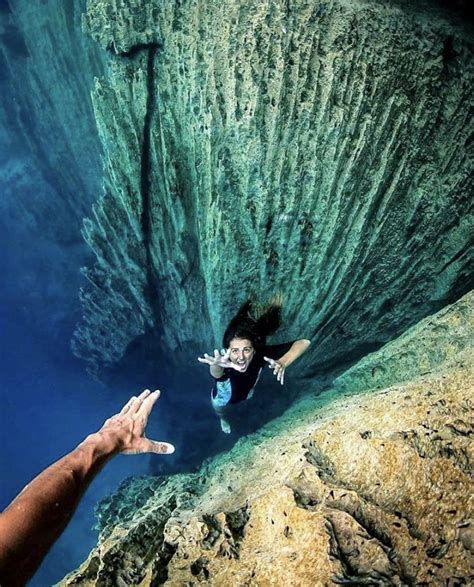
[{"xmin": 198, "ymin": 297, "xmax": 310, "ymax": 433}]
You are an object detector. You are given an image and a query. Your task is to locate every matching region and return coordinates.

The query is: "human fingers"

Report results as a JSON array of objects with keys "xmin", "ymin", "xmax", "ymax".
[
  {"xmin": 144, "ymin": 439, "xmax": 175, "ymax": 454},
  {"xmin": 135, "ymin": 389, "xmax": 160, "ymax": 423},
  {"xmin": 119, "ymin": 396, "xmax": 137, "ymax": 415},
  {"xmin": 197, "ymin": 356, "xmax": 212, "ymax": 365},
  {"xmin": 264, "ymin": 356, "xmax": 276, "ymax": 368},
  {"xmin": 124, "ymin": 438, "xmax": 175, "ymax": 455},
  {"xmin": 220, "ymin": 349, "xmax": 232, "ymax": 365},
  {"xmin": 199, "ymin": 352, "xmax": 216, "ymax": 364},
  {"xmin": 128, "ymin": 389, "xmax": 152, "ymax": 416},
  {"xmin": 280, "ymin": 369, "xmax": 285, "ymax": 385},
  {"xmin": 276, "ymin": 366, "xmax": 284, "ymax": 384}
]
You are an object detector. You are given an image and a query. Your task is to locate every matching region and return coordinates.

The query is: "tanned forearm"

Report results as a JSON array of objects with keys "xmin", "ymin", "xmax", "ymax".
[
  {"xmin": 0, "ymin": 431, "xmax": 118, "ymax": 587},
  {"xmin": 0, "ymin": 390, "xmax": 173, "ymax": 587},
  {"xmin": 278, "ymin": 339, "xmax": 311, "ymax": 368}
]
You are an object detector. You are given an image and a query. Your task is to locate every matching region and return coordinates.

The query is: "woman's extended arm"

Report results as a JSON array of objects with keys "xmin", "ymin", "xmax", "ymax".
[
  {"xmin": 264, "ymin": 339, "xmax": 311, "ymax": 384},
  {"xmin": 197, "ymin": 348, "xmax": 243, "ymax": 378},
  {"xmin": 0, "ymin": 389, "xmax": 174, "ymax": 587}
]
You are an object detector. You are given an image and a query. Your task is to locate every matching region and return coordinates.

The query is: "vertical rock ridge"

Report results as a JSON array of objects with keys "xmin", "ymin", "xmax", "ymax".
[
  {"xmin": 137, "ymin": 42, "xmax": 164, "ymax": 327},
  {"xmin": 74, "ymin": 0, "xmax": 473, "ymax": 378}
]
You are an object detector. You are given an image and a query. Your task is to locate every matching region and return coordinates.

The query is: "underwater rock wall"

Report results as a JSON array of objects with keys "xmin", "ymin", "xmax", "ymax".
[
  {"xmin": 61, "ymin": 292, "xmax": 473, "ymax": 585},
  {"xmin": 73, "ymin": 0, "xmax": 473, "ymax": 377},
  {"xmin": 0, "ymin": 0, "xmax": 104, "ymax": 343}
]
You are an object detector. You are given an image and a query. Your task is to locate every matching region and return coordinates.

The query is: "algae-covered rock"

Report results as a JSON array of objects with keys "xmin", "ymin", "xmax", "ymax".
[
  {"xmin": 73, "ymin": 0, "xmax": 473, "ymax": 378},
  {"xmin": 61, "ymin": 292, "xmax": 473, "ymax": 585}
]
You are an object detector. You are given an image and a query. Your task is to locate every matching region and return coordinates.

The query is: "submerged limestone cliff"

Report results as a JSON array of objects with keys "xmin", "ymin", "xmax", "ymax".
[
  {"xmin": 61, "ymin": 292, "xmax": 473, "ymax": 585},
  {"xmin": 72, "ymin": 0, "xmax": 473, "ymax": 378},
  {"xmin": 55, "ymin": 2, "xmax": 473, "ymax": 581}
]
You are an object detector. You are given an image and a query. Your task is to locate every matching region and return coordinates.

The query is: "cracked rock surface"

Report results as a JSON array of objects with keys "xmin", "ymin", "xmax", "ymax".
[{"xmin": 61, "ymin": 291, "xmax": 473, "ymax": 585}]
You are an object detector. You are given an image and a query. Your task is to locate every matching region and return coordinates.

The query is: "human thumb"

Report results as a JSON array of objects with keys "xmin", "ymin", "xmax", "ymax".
[{"xmin": 145, "ymin": 439, "xmax": 175, "ymax": 454}]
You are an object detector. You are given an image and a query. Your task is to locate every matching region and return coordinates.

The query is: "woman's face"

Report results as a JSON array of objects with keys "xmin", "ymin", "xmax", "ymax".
[{"xmin": 228, "ymin": 338, "xmax": 255, "ymax": 372}]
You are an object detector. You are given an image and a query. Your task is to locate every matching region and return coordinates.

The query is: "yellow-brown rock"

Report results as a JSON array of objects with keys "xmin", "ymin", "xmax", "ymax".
[{"xmin": 61, "ymin": 291, "xmax": 473, "ymax": 585}]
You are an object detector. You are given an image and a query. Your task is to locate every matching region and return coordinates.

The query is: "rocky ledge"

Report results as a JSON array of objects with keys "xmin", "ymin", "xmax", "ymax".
[{"xmin": 62, "ymin": 291, "xmax": 473, "ymax": 586}]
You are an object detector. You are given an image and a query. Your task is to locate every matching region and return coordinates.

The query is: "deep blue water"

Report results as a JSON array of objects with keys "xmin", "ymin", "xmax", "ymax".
[{"xmin": 0, "ymin": 2, "xmax": 137, "ymax": 582}]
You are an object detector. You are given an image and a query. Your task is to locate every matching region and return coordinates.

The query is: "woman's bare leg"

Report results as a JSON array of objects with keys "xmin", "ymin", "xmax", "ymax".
[{"xmin": 212, "ymin": 403, "xmax": 231, "ymax": 433}]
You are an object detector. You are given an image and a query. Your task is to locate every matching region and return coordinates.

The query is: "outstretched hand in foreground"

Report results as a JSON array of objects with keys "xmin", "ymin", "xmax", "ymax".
[
  {"xmin": 96, "ymin": 389, "xmax": 175, "ymax": 455},
  {"xmin": 0, "ymin": 389, "xmax": 174, "ymax": 587}
]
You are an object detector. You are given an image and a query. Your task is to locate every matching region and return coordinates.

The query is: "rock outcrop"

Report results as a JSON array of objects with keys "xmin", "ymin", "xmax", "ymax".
[
  {"xmin": 72, "ymin": 0, "xmax": 473, "ymax": 378},
  {"xmin": 61, "ymin": 292, "xmax": 473, "ymax": 585}
]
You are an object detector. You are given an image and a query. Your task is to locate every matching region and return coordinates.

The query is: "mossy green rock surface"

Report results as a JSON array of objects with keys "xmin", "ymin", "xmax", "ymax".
[{"xmin": 73, "ymin": 0, "xmax": 473, "ymax": 377}]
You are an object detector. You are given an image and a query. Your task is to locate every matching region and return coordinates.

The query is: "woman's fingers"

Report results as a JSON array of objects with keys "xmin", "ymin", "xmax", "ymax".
[
  {"xmin": 221, "ymin": 349, "xmax": 231, "ymax": 364},
  {"xmin": 197, "ymin": 349, "xmax": 231, "ymax": 366},
  {"xmin": 277, "ymin": 368, "xmax": 285, "ymax": 385},
  {"xmin": 264, "ymin": 356, "xmax": 279, "ymax": 371},
  {"xmin": 197, "ymin": 356, "xmax": 212, "ymax": 365},
  {"xmin": 198, "ymin": 351, "xmax": 225, "ymax": 362},
  {"xmin": 198, "ymin": 352, "xmax": 217, "ymax": 365},
  {"xmin": 264, "ymin": 357, "xmax": 285, "ymax": 385}
]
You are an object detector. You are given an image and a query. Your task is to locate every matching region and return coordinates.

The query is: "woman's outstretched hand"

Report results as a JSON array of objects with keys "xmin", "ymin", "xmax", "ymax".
[
  {"xmin": 263, "ymin": 357, "xmax": 286, "ymax": 385},
  {"xmin": 197, "ymin": 349, "xmax": 244, "ymax": 371}
]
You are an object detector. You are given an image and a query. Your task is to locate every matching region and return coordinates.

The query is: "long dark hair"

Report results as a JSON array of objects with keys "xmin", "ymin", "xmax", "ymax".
[{"xmin": 223, "ymin": 296, "xmax": 282, "ymax": 351}]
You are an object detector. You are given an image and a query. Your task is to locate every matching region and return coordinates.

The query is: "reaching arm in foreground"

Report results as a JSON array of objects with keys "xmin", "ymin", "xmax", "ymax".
[
  {"xmin": 264, "ymin": 338, "xmax": 311, "ymax": 385},
  {"xmin": 0, "ymin": 389, "xmax": 174, "ymax": 587}
]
